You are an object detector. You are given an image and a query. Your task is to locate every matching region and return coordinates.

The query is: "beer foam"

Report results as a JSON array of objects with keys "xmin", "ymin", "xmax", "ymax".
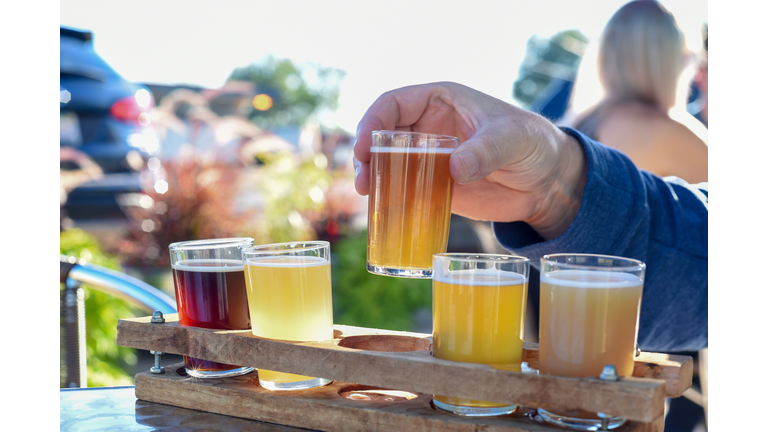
[
  {"xmin": 245, "ymin": 255, "xmax": 328, "ymax": 268},
  {"xmin": 433, "ymin": 269, "xmax": 527, "ymax": 286},
  {"xmin": 172, "ymin": 259, "xmax": 244, "ymax": 272},
  {"xmin": 541, "ymin": 270, "xmax": 643, "ymax": 288},
  {"xmin": 370, "ymin": 146, "xmax": 455, "ymax": 154}
]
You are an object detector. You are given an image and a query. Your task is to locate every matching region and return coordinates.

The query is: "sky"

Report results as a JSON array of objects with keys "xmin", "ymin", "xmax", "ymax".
[{"xmin": 60, "ymin": 0, "xmax": 708, "ymax": 134}]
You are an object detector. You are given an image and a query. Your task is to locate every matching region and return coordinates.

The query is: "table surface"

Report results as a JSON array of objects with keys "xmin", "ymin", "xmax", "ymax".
[{"xmin": 60, "ymin": 386, "xmax": 312, "ymax": 431}]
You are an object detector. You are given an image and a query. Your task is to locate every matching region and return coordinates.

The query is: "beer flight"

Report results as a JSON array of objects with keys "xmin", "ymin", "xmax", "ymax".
[{"xmin": 168, "ymin": 131, "xmax": 644, "ymax": 431}]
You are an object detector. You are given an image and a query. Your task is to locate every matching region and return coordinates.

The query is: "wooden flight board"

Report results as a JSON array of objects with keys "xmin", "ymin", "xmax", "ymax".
[{"xmin": 118, "ymin": 314, "xmax": 692, "ymax": 431}]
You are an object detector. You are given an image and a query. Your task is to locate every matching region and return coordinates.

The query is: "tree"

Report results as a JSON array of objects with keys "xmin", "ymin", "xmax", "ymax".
[
  {"xmin": 512, "ymin": 30, "xmax": 588, "ymax": 109},
  {"xmin": 228, "ymin": 56, "xmax": 346, "ymax": 130}
]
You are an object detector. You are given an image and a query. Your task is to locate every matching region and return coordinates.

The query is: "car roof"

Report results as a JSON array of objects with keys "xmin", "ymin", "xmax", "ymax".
[
  {"xmin": 59, "ymin": 26, "xmax": 93, "ymax": 42},
  {"xmin": 61, "ymin": 26, "xmax": 93, "ymax": 42},
  {"xmin": 60, "ymin": 26, "xmax": 121, "ymax": 80}
]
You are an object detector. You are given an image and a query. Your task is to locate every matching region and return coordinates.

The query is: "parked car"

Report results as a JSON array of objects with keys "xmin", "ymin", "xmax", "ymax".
[
  {"xmin": 60, "ymin": 26, "xmax": 159, "ymax": 235},
  {"xmin": 60, "ymin": 25, "xmax": 158, "ymax": 172}
]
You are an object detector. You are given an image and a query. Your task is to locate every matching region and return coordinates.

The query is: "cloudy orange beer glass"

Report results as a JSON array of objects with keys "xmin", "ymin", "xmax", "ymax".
[
  {"xmin": 537, "ymin": 253, "xmax": 645, "ymax": 430},
  {"xmin": 366, "ymin": 130, "xmax": 459, "ymax": 278}
]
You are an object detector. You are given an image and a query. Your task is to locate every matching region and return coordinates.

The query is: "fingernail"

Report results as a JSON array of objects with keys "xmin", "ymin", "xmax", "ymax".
[
  {"xmin": 353, "ymin": 156, "xmax": 361, "ymax": 180},
  {"xmin": 455, "ymin": 151, "xmax": 480, "ymax": 181}
]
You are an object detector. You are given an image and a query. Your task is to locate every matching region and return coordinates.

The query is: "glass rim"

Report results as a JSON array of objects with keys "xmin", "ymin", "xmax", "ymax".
[
  {"xmin": 541, "ymin": 253, "xmax": 646, "ymax": 272},
  {"xmin": 433, "ymin": 253, "xmax": 529, "ymax": 264},
  {"xmin": 372, "ymin": 130, "xmax": 459, "ymax": 143},
  {"xmin": 243, "ymin": 240, "xmax": 330, "ymax": 256},
  {"xmin": 168, "ymin": 237, "xmax": 254, "ymax": 251}
]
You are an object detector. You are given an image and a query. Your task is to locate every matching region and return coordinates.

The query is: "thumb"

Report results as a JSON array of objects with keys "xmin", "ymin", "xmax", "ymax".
[{"xmin": 449, "ymin": 133, "xmax": 510, "ymax": 185}]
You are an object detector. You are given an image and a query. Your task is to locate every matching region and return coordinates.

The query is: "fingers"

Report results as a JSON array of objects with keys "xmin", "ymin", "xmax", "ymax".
[
  {"xmin": 353, "ymin": 156, "xmax": 370, "ymax": 196},
  {"xmin": 353, "ymin": 83, "xmax": 450, "ymax": 196},
  {"xmin": 353, "ymin": 83, "xmax": 449, "ymax": 164}
]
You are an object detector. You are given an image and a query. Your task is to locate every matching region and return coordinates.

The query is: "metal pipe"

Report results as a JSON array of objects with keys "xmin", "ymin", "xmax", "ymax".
[
  {"xmin": 66, "ymin": 262, "xmax": 177, "ymax": 314},
  {"xmin": 59, "ymin": 256, "xmax": 177, "ymax": 388}
]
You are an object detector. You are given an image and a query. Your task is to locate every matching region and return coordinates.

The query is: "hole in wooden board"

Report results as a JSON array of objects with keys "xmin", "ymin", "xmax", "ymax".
[
  {"xmin": 337, "ymin": 334, "xmax": 430, "ymax": 352},
  {"xmin": 338, "ymin": 385, "xmax": 420, "ymax": 402}
]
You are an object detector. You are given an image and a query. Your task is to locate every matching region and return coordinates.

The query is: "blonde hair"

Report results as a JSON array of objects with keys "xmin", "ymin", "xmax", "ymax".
[{"xmin": 565, "ymin": 1, "xmax": 694, "ymax": 133}]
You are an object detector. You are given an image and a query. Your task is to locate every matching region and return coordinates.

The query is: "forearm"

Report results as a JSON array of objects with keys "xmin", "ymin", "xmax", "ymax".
[{"xmin": 494, "ymin": 127, "xmax": 708, "ymax": 352}]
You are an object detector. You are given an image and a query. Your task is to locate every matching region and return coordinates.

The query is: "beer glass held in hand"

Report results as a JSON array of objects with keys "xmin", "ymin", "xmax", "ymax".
[
  {"xmin": 537, "ymin": 253, "xmax": 645, "ymax": 431},
  {"xmin": 431, "ymin": 253, "xmax": 529, "ymax": 416},
  {"xmin": 169, "ymin": 238, "xmax": 255, "ymax": 379},
  {"xmin": 243, "ymin": 241, "xmax": 334, "ymax": 391},
  {"xmin": 367, "ymin": 131, "xmax": 459, "ymax": 278}
]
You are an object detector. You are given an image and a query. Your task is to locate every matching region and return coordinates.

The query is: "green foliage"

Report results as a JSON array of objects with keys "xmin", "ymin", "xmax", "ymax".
[
  {"xmin": 331, "ymin": 230, "xmax": 431, "ymax": 331},
  {"xmin": 513, "ymin": 30, "xmax": 588, "ymax": 108},
  {"xmin": 228, "ymin": 56, "xmax": 346, "ymax": 129},
  {"xmin": 60, "ymin": 229, "xmax": 139, "ymax": 387},
  {"xmin": 247, "ymin": 151, "xmax": 333, "ymax": 245}
]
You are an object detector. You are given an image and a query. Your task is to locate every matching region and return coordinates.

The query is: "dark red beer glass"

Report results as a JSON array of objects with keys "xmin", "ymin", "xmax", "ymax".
[{"xmin": 169, "ymin": 238, "xmax": 255, "ymax": 378}]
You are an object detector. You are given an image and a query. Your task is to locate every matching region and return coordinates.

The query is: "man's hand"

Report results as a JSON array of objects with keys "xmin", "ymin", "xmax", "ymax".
[{"xmin": 353, "ymin": 82, "xmax": 587, "ymax": 240}]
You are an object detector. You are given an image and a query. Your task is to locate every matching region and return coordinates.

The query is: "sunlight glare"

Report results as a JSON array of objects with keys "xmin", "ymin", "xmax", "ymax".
[{"xmin": 252, "ymin": 94, "xmax": 273, "ymax": 111}]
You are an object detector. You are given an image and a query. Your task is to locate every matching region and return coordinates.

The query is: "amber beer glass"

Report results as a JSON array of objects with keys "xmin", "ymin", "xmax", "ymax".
[
  {"xmin": 243, "ymin": 241, "xmax": 334, "ymax": 391},
  {"xmin": 169, "ymin": 238, "xmax": 255, "ymax": 378},
  {"xmin": 537, "ymin": 253, "xmax": 645, "ymax": 430},
  {"xmin": 367, "ymin": 130, "xmax": 459, "ymax": 278},
  {"xmin": 432, "ymin": 253, "xmax": 529, "ymax": 416}
]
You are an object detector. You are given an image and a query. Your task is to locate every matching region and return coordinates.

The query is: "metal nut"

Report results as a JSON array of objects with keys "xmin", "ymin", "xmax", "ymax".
[
  {"xmin": 599, "ymin": 364, "xmax": 619, "ymax": 381},
  {"xmin": 151, "ymin": 310, "xmax": 165, "ymax": 323}
]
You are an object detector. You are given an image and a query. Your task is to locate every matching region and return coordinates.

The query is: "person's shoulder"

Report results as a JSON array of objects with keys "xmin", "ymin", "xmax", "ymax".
[
  {"xmin": 596, "ymin": 102, "xmax": 663, "ymax": 148},
  {"xmin": 604, "ymin": 104, "xmax": 707, "ymax": 149},
  {"xmin": 664, "ymin": 108, "xmax": 709, "ymax": 146}
]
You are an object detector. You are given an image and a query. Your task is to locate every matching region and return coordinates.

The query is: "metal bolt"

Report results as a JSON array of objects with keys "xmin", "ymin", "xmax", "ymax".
[
  {"xmin": 150, "ymin": 350, "xmax": 165, "ymax": 374},
  {"xmin": 597, "ymin": 365, "xmax": 619, "ymax": 430},
  {"xmin": 636, "ymin": 343, "xmax": 641, "ymax": 357},
  {"xmin": 599, "ymin": 364, "xmax": 619, "ymax": 381},
  {"xmin": 596, "ymin": 412, "xmax": 610, "ymax": 430},
  {"xmin": 150, "ymin": 312, "xmax": 166, "ymax": 373},
  {"xmin": 151, "ymin": 310, "xmax": 165, "ymax": 323}
]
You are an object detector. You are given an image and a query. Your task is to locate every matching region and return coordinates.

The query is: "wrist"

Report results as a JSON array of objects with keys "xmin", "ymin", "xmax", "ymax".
[{"xmin": 526, "ymin": 127, "xmax": 587, "ymax": 240}]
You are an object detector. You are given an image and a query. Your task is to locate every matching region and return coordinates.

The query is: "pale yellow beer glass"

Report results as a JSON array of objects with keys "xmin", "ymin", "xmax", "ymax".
[
  {"xmin": 367, "ymin": 130, "xmax": 459, "ymax": 278},
  {"xmin": 243, "ymin": 241, "xmax": 334, "ymax": 391},
  {"xmin": 432, "ymin": 253, "xmax": 529, "ymax": 416},
  {"xmin": 537, "ymin": 253, "xmax": 645, "ymax": 430}
]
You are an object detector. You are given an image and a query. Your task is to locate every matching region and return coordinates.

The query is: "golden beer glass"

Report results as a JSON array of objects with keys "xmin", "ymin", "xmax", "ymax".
[
  {"xmin": 537, "ymin": 253, "xmax": 645, "ymax": 430},
  {"xmin": 367, "ymin": 130, "xmax": 459, "ymax": 278},
  {"xmin": 243, "ymin": 241, "xmax": 334, "ymax": 391},
  {"xmin": 431, "ymin": 253, "xmax": 529, "ymax": 416}
]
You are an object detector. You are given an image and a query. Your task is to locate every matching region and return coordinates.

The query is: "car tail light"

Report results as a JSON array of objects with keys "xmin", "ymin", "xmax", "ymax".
[{"xmin": 110, "ymin": 89, "xmax": 155, "ymax": 125}]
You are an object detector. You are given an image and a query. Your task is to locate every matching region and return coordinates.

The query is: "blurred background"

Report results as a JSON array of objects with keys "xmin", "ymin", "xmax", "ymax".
[{"xmin": 57, "ymin": 0, "xmax": 709, "ymax": 429}]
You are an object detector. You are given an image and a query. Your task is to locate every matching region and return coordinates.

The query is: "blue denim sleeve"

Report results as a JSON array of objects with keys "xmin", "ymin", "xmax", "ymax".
[{"xmin": 492, "ymin": 127, "xmax": 708, "ymax": 352}]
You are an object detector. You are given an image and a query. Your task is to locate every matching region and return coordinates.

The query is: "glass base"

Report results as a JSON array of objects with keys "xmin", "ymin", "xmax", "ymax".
[
  {"xmin": 537, "ymin": 408, "xmax": 626, "ymax": 431},
  {"xmin": 185, "ymin": 366, "xmax": 255, "ymax": 379},
  {"xmin": 432, "ymin": 399, "xmax": 517, "ymax": 417},
  {"xmin": 366, "ymin": 263, "xmax": 432, "ymax": 278},
  {"xmin": 259, "ymin": 377, "xmax": 332, "ymax": 391}
]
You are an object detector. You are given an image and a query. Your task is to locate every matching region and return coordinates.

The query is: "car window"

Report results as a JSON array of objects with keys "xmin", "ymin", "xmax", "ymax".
[{"xmin": 60, "ymin": 36, "xmax": 121, "ymax": 80}]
